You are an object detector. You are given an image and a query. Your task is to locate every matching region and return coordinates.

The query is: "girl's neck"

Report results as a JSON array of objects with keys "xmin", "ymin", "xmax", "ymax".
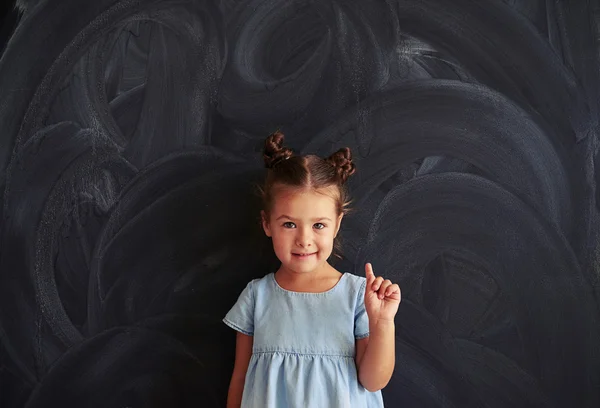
[{"xmin": 275, "ymin": 263, "xmax": 342, "ymax": 292}]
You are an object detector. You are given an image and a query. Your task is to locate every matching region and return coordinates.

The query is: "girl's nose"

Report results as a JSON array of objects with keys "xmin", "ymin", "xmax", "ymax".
[
  {"xmin": 296, "ymin": 227, "xmax": 312, "ymax": 247},
  {"xmin": 297, "ymin": 240, "xmax": 312, "ymax": 247}
]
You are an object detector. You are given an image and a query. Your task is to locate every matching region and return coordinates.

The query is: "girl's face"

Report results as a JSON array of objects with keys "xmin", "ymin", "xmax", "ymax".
[{"xmin": 262, "ymin": 187, "xmax": 343, "ymax": 275}]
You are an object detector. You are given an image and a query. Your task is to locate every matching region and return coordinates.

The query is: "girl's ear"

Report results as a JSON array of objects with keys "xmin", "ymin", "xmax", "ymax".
[
  {"xmin": 261, "ymin": 210, "xmax": 272, "ymax": 237},
  {"xmin": 334, "ymin": 213, "xmax": 344, "ymax": 237}
]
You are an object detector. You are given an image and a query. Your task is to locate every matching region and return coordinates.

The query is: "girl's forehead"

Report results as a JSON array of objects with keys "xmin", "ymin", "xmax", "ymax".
[{"xmin": 272, "ymin": 187, "xmax": 338, "ymax": 212}]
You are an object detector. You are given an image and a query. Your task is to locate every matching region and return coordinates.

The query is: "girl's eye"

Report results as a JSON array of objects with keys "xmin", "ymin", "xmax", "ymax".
[
  {"xmin": 313, "ymin": 223, "xmax": 325, "ymax": 230},
  {"xmin": 283, "ymin": 222, "xmax": 296, "ymax": 228}
]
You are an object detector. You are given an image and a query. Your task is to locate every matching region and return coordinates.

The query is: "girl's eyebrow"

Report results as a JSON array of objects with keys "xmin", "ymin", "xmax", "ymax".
[{"xmin": 276, "ymin": 215, "xmax": 332, "ymax": 222}]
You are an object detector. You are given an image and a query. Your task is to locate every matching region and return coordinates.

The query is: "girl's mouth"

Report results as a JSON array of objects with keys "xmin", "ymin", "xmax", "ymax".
[{"xmin": 293, "ymin": 252, "xmax": 316, "ymax": 258}]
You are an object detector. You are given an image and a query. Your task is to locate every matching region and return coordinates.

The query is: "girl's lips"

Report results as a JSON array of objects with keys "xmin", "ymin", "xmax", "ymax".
[{"xmin": 293, "ymin": 252, "xmax": 316, "ymax": 258}]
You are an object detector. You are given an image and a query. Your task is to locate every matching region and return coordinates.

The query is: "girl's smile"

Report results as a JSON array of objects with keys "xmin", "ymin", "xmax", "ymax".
[{"xmin": 292, "ymin": 251, "xmax": 317, "ymax": 258}]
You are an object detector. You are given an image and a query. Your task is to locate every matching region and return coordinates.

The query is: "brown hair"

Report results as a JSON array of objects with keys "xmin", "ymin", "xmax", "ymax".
[{"xmin": 260, "ymin": 130, "xmax": 356, "ymax": 259}]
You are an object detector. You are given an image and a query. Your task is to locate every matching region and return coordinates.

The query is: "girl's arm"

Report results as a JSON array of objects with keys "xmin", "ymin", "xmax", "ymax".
[
  {"xmin": 356, "ymin": 263, "xmax": 400, "ymax": 392},
  {"xmin": 355, "ymin": 319, "xmax": 395, "ymax": 392},
  {"xmin": 227, "ymin": 332, "xmax": 253, "ymax": 408}
]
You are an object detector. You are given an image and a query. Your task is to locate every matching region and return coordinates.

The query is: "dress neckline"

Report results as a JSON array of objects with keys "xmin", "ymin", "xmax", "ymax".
[{"xmin": 271, "ymin": 272, "xmax": 346, "ymax": 295}]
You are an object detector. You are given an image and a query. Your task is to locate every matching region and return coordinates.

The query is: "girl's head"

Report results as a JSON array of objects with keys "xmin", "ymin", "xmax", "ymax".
[{"xmin": 259, "ymin": 131, "xmax": 356, "ymax": 275}]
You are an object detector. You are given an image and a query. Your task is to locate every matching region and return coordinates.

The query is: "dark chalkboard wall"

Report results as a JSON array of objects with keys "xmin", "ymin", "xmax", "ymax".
[{"xmin": 1, "ymin": 0, "xmax": 599, "ymax": 407}]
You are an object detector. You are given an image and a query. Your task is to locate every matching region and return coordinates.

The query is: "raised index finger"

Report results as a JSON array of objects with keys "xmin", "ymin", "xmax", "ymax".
[{"xmin": 365, "ymin": 262, "xmax": 376, "ymax": 285}]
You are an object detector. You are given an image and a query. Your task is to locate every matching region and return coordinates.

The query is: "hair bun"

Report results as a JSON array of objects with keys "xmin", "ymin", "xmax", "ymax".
[
  {"xmin": 326, "ymin": 147, "xmax": 356, "ymax": 183},
  {"xmin": 263, "ymin": 131, "xmax": 293, "ymax": 168}
]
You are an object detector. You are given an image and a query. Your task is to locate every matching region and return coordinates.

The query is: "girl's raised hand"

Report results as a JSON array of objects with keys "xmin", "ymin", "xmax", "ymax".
[{"xmin": 364, "ymin": 263, "xmax": 401, "ymax": 323}]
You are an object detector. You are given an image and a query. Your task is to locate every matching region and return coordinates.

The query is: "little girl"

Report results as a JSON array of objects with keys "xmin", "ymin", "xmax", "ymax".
[{"xmin": 224, "ymin": 131, "xmax": 401, "ymax": 407}]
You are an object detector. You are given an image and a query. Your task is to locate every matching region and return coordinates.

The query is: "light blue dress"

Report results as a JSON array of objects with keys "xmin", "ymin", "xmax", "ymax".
[{"xmin": 223, "ymin": 272, "xmax": 384, "ymax": 407}]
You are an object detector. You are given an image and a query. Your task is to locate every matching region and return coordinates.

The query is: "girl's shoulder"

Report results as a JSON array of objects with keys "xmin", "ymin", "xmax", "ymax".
[
  {"xmin": 340, "ymin": 272, "xmax": 367, "ymax": 297},
  {"xmin": 342, "ymin": 272, "xmax": 367, "ymax": 287},
  {"xmin": 243, "ymin": 273, "xmax": 274, "ymax": 293}
]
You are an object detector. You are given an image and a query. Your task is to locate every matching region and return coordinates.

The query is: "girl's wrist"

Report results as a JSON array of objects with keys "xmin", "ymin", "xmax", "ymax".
[{"xmin": 369, "ymin": 318, "xmax": 395, "ymax": 331}]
